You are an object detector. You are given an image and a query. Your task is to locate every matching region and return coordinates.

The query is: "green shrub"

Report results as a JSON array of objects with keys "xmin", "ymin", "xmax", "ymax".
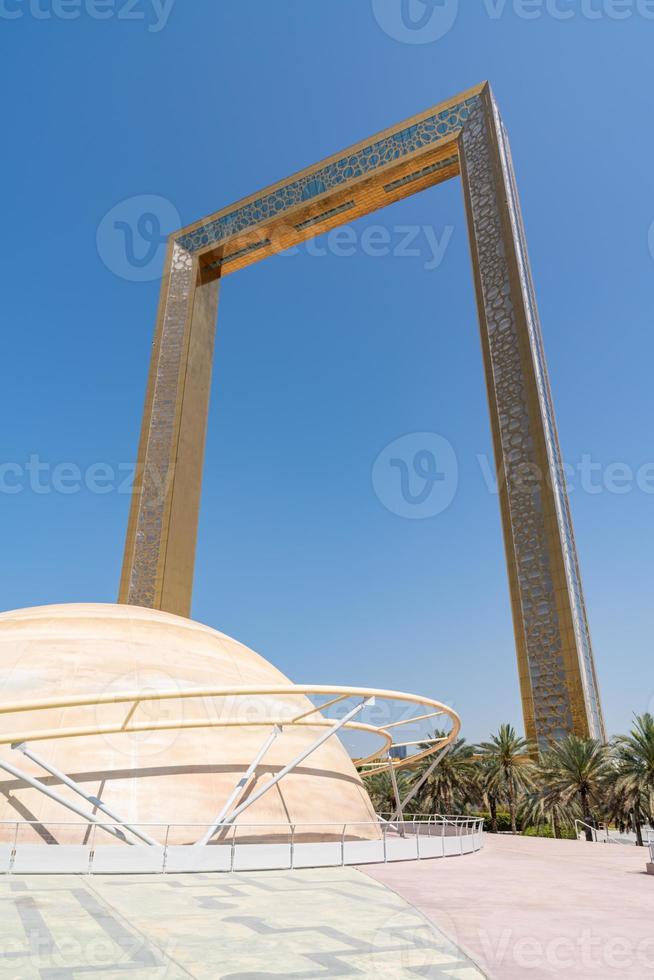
[
  {"xmin": 523, "ymin": 825, "xmax": 577, "ymax": 840},
  {"xmin": 471, "ymin": 811, "xmax": 517, "ymax": 833}
]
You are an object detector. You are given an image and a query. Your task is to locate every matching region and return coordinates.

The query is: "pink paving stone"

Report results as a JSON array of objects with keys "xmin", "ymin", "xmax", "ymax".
[{"xmin": 361, "ymin": 833, "xmax": 654, "ymax": 980}]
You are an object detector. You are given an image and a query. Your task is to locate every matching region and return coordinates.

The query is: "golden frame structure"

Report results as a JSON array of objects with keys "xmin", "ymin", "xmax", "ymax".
[{"xmin": 118, "ymin": 82, "xmax": 604, "ymax": 748}]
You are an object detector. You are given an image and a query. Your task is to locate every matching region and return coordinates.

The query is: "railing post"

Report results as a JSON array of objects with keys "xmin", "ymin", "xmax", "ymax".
[
  {"xmin": 383, "ymin": 823, "xmax": 388, "ymax": 863},
  {"xmin": 9, "ymin": 821, "xmax": 19, "ymax": 874},
  {"xmin": 230, "ymin": 824, "xmax": 237, "ymax": 873},
  {"xmin": 416, "ymin": 821, "xmax": 421, "ymax": 860},
  {"xmin": 290, "ymin": 824, "xmax": 295, "ymax": 870},
  {"xmin": 88, "ymin": 821, "xmax": 97, "ymax": 875},
  {"xmin": 162, "ymin": 824, "xmax": 170, "ymax": 874}
]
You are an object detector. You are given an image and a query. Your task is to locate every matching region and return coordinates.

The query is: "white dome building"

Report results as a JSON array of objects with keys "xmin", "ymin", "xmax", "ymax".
[{"xmin": 0, "ymin": 603, "xmax": 379, "ymax": 845}]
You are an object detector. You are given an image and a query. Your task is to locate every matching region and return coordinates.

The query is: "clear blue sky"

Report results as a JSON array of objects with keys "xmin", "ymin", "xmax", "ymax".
[{"xmin": 1, "ymin": 1, "xmax": 652, "ymax": 741}]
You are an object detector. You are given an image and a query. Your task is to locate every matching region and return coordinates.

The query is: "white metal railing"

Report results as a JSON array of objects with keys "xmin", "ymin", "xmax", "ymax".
[
  {"xmin": 575, "ymin": 820, "xmax": 654, "ymax": 846},
  {"xmin": 0, "ymin": 817, "xmax": 484, "ymax": 875},
  {"xmin": 575, "ymin": 819, "xmax": 610, "ymax": 843},
  {"xmin": 378, "ymin": 812, "xmax": 477, "ymax": 823}
]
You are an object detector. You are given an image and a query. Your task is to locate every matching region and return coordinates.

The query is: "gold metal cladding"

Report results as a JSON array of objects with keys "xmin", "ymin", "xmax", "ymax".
[
  {"xmin": 458, "ymin": 88, "xmax": 605, "ymax": 745},
  {"xmin": 179, "ymin": 81, "xmax": 485, "ymax": 280},
  {"xmin": 0, "ymin": 684, "xmax": 460, "ymax": 775},
  {"xmin": 118, "ymin": 77, "xmax": 605, "ymax": 748},
  {"xmin": 193, "ymin": 139, "xmax": 461, "ymax": 282},
  {"xmin": 118, "ymin": 248, "xmax": 220, "ymax": 616}
]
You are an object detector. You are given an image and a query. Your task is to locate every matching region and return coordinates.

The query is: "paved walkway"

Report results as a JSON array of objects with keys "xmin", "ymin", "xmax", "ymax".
[
  {"xmin": 364, "ymin": 834, "xmax": 654, "ymax": 980},
  {"xmin": 0, "ymin": 867, "xmax": 484, "ymax": 978}
]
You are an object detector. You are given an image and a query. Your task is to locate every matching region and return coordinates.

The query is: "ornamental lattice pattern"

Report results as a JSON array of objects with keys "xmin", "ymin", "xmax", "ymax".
[
  {"xmin": 493, "ymin": 106, "xmax": 604, "ymax": 741},
  {"xmin": 124, "ymin": 243, "xmax": 194, "ymax": 608},
  {"xmin": 177, "ymin": 97, "xmax": 478, "ymax": 254},
  {"xmin": 460, "ymin": 95, "xmax": 604, "ymax": 743}
]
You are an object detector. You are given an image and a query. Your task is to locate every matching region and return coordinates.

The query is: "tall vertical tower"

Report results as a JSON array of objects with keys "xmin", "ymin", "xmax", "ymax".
[
  {"xmin": 459, "ymin": 91, "xmax": 605, "ymax": 746},
  {"xmin": 119, "ymin": 83, "xmax": 605, "ymax": 747}
]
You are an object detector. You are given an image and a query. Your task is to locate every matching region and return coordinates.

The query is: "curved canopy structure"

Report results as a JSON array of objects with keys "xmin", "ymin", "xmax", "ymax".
[{"xmin": 0, "ymin": 603, "xmax": 458, "ymax": 845}]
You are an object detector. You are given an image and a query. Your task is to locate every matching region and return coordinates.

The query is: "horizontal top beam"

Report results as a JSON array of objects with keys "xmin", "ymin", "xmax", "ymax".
[{"xmin": 171, "ymin": 83, "xmax": 486, "ymax": 278}]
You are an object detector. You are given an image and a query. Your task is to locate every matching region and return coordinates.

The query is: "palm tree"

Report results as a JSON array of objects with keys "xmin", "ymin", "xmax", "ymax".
[
  {"xmin": 604, "ymin": 779, "xmax": 638, "ymax": 842},
  {"xmin": 412, "ymin": 731, "xmax": 477, "ymax": 816},
  {"xmin": 477, "ymin": 758, "xmax": 500, "ymax": 833},
  {"xmin": 363, "ymin": 769, "xmax": 412, "ymax": 816},
  {"xmin": 611, "ymin": 713, "xmax": 654, "ymax": 846},
  {"xmin": 365, "ymin": 717, "xmax": 653, "ymax": 848},
  {"xmin": 538, "ymin": 735, "xmax": 612, "ymax": 842},
  {"xmin": 519, "ymin": 785, "xmax": 580, "ymax": 839},
  {"xmin": 477, "ymin": 724, "xmax": 536, "ymax": 833}
]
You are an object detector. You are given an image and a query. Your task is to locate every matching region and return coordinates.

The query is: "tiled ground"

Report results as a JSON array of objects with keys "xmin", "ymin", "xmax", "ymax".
[{"xmin": 0, "ymin": 868, "xmax": 486, "ymax": 979}]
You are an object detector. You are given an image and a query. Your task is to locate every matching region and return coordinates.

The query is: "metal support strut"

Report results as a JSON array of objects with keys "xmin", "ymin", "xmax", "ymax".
[
  {"xmin": 12, "ymin": 743, "xmax": 159, "ymax": 846},
  {"xmin": 195, "ymin": 725, "xmax": 282, "ymax": 846},
  {"xmin": 0, "ymin": 755, "xmax": 130, "ymax": 844},
  {"xmin": 389, "ymin": 744, "xmax": 451, "ymax": 822},
  {"xmin": 215, "ymin": 697, "xmax": 375, "ymax": 829},
  {"xmin": 388, "ymin": 753, "xmax": 405, "ymax": 832}
]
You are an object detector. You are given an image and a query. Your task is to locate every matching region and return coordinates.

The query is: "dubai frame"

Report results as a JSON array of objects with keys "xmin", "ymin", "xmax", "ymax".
[{"xmin": 119, "ymin": 83, "xmax": 604, "ymax": 749}]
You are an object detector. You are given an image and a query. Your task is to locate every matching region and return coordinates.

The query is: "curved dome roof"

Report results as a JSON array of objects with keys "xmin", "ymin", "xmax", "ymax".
[{"xmin": 0, "ymin": 604, "xmax": 377, "ymax": 843}]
